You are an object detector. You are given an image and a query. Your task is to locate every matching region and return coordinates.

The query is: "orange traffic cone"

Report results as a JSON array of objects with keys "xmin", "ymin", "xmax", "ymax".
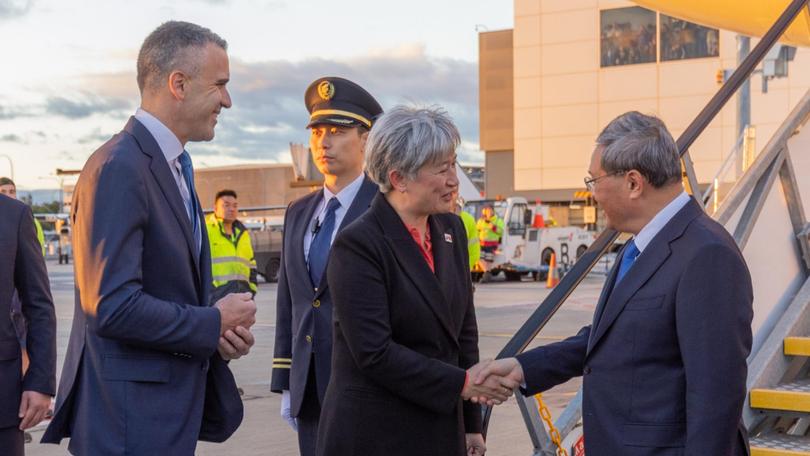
[{"xmin": 546, "ymin": 252, "xmax": 559, "ymax": 288}]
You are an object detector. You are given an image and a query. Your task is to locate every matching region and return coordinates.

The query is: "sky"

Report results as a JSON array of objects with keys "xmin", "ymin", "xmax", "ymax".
[{"xmin": 0, "ymin": 0, "xmax": 513, "ymax": 189}]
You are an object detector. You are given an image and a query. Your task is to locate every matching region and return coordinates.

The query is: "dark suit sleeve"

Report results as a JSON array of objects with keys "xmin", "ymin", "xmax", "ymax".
[
  {"xmin": 15, "ymin": 207, "xmax": 56, "ymax": 395},
  {"xmin": 676, "ymin": 242, "xmax": 752, "ymax": 454},
  {"xmin": 75, "ymin": 158, "xmax": 220, "ymax": 359},
  {"xmin": 271, "ymin": 205, "xmax": 293, "ymax": 393},
  {"xmin": 455, "ymin": 217, "xmax": 482, "ymax": 433},
  {"xmin": 515, "ymin": 325, "xmax": 590, "ymax": 395},
  {"xmin": 328, "ymin": 232, "xmax": 467, "ymax": 415}
]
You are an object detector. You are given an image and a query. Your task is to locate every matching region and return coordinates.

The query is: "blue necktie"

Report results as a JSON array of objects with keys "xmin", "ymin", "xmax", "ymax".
[
  {"xmin": 615, "ymin": 239, "xmax": 640, "ymax": 284},
  {"xmin": 308, "ymin": 197, "xmax": 341, "ymax": 287},
  {"xmin": 178, "ymin": 151, "xmax": 201, "ymax": 251}
]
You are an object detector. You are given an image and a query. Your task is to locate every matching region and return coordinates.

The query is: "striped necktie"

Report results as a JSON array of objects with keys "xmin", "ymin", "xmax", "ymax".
[
  {"xmin": 307, "ymin": 197, "xmax": 342, "ymax": 287},
  {"xmin": 178, "ymin": 151, "xmax": 201, "ymax": 252}
]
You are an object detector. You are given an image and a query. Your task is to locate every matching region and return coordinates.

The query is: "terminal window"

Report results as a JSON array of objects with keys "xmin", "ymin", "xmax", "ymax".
[
  {"xmin": 600, "ymin": 6, "xmax": 657, "ymax": 67},
  {"xmin": 660, "ymin": 15, "xmax": 719, "ymax": 61}
]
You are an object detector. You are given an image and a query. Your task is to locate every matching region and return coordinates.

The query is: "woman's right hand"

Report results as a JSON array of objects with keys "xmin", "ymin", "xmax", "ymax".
[{"xmin": 461, "ymin": 359, "xmax": 520, "ymax": 405}]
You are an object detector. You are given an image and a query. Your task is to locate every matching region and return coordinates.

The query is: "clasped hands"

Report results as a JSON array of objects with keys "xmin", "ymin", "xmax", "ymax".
[
  {"xmin": 214, "ymin": 292, "xmax": 257, "ymax": 360},
  {"xmin": 461, "ymin": 357, "xmax": 524, "ymax": 406}
]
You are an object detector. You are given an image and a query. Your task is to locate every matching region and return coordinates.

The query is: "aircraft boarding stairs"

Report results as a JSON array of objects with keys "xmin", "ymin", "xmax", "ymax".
[
  {"xmin": 493, "ymin": 81, "xmax": 810, "ymax": 456},
  {"xmin": 481, "ymin": 1, "xmax": 810, "ymax": 450}
]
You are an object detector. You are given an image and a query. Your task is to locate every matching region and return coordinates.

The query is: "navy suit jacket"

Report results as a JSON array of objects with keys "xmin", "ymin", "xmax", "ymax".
[
  {"xmin": 516, "ymin": 199, "xmax": 753, "ymax": 456},
  {"xmin": 271, "ymin": 176, "xmax": 378, "ymax": 416},
  {"xmin": 42, "ymin": 117, "xmax": 232, "ymax": 455},
  {"xmin": 0, "ymin": 196, "xmax": 56, "ymax": 429}
]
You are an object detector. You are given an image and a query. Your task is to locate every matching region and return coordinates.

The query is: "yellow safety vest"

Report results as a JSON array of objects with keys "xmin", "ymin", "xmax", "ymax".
[
  {"xmin": 460, "ymin": 211, "xmax": 480, "ymax": 269},
  {"xmin": 206, "ymin": 214, "xmax": 258, "ymax": 293},
  {"xmin": 477, "ymin": 215, "xmax": 504, "ymax": 243},
  {"xmin": 34, "ymin": 218, "xmax": 45, "ymax": 256}
]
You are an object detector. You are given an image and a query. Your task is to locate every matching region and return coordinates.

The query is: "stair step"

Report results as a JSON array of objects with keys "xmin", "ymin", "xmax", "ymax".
[
  {"xmin": 785, "ymin": 337, "xmax": 810, "ymax": 356},
  {"xmin": 750, "ymin": 379, "xmax": 810, "ymax": 413},
  {"xmin": 750, "ymin": 432, "xmax": 810, "ymax": 455}
]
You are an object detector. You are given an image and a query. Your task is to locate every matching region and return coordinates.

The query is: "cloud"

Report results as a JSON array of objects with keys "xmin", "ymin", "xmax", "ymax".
[
  {"xmin": 0, "ymin": 104, "xmax": 32, "ymax": 120},
  {"xmin": 0, "ymin": 133, "xmax": 23, "ymax": 143},
  {"xmin": 0, "ymin": 0, "xmax": 33, "ymax": 20},
  {"xmin": 201, "ymin": 46, "xmax": 481, "ymax": 164},
  {"xmin": 45, "ymin": 93, "xmax": 133, "ymax": 119},
  {"xmin": 49, "ymin": 46, "xmax": 483, "ymax": 166},
  {"xmin": 77, "ymin": 127, "xmax": 114, "ymax": 146}
]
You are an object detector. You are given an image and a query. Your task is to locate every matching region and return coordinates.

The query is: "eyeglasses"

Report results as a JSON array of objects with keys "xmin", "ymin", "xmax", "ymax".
[{"xmin": 583, "ymin": 171, "xmax": 625, "ymax": 191}]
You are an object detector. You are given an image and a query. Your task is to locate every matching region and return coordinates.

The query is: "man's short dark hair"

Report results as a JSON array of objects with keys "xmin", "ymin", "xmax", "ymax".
[
  {"xmin": 215, "ymin": 189, "xmax": 237, "ymax": 202},
  {"xmin": 0, "ymin": 177, "xmax": 15, "ymax": 188},
  {"xmin": 137, "ymin": 21, "xmax": 228, "ymax": 92}
]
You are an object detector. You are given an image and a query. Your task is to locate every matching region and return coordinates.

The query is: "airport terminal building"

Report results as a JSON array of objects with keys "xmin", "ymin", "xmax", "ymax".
[{"xmin": 479, "ymin": 0, "xmax": 810, "ymax": 206}]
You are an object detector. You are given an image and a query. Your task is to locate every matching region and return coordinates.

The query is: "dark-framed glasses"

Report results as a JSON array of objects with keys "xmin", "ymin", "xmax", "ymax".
[{"xmin": 583, "ymin": 171, "xmax": 625, "ymax": 191}]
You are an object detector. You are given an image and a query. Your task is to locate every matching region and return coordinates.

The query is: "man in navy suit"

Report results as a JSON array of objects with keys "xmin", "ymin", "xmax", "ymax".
[
  {"xmin": 0, "ymin": 195, "xmax": 56, "ymax": 456},
  {"xmin": 476, "ymin": 111, "xmax": 753, "ymax": 455},
  {"xmin": 41, "ymin": 21, "xmax": 256, "ymax": 455},
  {"xmin": 271, "ymin": 76, "xmax": 382, "ymax": 456}
]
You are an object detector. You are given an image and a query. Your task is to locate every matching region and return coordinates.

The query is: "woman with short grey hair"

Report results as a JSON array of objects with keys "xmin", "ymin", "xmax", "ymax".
[
  {"xmin": 317, "ymin": 106, "xmax": 514, "ymax": 456},
  {"xmin": 364, "ymin": 105, "xmax": 462, "ymax": 193}
]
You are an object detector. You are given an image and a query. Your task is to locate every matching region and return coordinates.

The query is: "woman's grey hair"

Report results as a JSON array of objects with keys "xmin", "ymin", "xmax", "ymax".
[
  {"xmin": 365, "ymin": 105, "xmax": 460, "ymax": 193},
  {"xmin": 137, "ymin": 21, "xmax": 227, "ymax": 93},
  {"xmin": 596, "ymin": 111, "xmax": 681, "ymax": 188}
]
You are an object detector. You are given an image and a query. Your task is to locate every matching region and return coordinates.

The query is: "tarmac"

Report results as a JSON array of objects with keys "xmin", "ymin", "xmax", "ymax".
[{"xmin": 24, "ymin": 260, "xmax": 609, "ymax": 456}]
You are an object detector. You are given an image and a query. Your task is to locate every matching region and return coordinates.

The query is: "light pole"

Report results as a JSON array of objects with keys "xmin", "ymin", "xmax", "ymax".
[{"xmin": 0, "ymin": 154, "xmax": 13, "ymax": 181}]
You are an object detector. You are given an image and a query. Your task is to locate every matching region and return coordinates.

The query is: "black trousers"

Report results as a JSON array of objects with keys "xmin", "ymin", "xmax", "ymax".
[
  {"xmin": 296, "ymin": 359, "xmax": 321, "ymax": 456},
  {"xmin": 0, "ymin": 425, "xmax": 24, "ymax": 456}
]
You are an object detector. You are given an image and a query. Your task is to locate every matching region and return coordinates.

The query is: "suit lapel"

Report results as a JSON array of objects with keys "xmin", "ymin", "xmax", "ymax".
[
  {"xmin": 315, "ymin": 176, "xmax": 378, "ymax": 298},
  {"xmin": 373, "ymin": 194, "xmax": 458, "ymax": 345},
  {"xmin": 587, "ymin": 254, "xmax": 621, "ymax": 352},
  {"xmin": 125, "ymin": 117, "xmax": 202, "ymax": 287},
  {"xmin": 587, "ymin": 200, "xmax": 703, "ymax": 354},
  {"xmin": 295, "ymin": 191, "xmax": 323, "ymax": 292},
  {"xmin": 429, "ymin": 215, "xmax": 458, "ymax": 334}
]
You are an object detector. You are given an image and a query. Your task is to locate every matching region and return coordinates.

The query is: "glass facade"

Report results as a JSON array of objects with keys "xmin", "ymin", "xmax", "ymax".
[
  {"xmin": 601, "ymin": 7, "xmax": 720, "ymax": 67},
  {"xmin": 600, "ymin": 7, "xmax": 657, "ymax": 67},
  {"xmin": 660, "ymin": 14, "xmax": 720, "ymax": 61}
]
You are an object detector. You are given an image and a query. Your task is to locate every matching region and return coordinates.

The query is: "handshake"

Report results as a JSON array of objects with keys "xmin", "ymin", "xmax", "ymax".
[
  {"xmin": 461, "ymin": 357, "xmax": 524, "ymax": 406},
  {"xmin": 214, "ymin": 292, "xmax": 258, "ymax": 361}
]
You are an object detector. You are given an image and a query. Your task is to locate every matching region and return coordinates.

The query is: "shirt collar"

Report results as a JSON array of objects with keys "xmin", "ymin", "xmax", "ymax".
[
  {"xmin": 322, "ymin": 173, "xmax": 365, "ymax": 210},
  {"xmin": 134, "ymin": 108, "xmax": 184, "ymax": 163},
  {"xmin": 633, "ymin": 191, "xmax": 691, "ymax": 253}
]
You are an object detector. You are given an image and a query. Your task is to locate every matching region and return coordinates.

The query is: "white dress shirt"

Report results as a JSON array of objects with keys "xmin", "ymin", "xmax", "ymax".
[
  {"xmin": 633, "ymin": 191, "xmax": 691, "ymax": 254},
  {"xmin": 303, "ymin": 173, "xmax": 366, "ymax": 258}
]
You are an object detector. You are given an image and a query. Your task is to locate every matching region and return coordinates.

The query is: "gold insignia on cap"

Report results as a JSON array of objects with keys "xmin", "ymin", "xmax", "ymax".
[{"xmin": 317, "ymin": 81, "xmax": 335, "ymax": 101}]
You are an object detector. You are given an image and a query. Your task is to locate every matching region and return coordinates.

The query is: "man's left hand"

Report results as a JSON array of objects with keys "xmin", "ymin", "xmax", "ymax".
[
  {"xmin": 18, "ymin": 390, "xmax": 51, "ymax": 430},
  {"xmin": 217, "ymin": 326, "xmax": 255, "ymax": 360}
]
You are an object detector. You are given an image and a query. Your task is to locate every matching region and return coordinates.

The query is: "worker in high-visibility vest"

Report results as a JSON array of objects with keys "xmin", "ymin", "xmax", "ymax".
[
  {"xmin": 206, "ymin": 189, "xmax": 258, "ymax": 297},
  {"xmin": 0, "ymin": 177, "xmax": 45, "ymax": 255},
  {"xmin": 455, "ymin": 198, "xmax": 480, "ymax": 270},
  {"xmin": 477, "ymin": 205, "xmax": 504, "ymax": 254}
]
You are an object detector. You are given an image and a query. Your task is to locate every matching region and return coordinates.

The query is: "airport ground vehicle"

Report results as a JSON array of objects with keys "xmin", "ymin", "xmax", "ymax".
[
  {"xmin": 245, "ymin": 218, "xmax": 284, "ymax": 283},
  {"xmin": 465, "ymin": 197, "xmax": 597, "ymax": 281}
]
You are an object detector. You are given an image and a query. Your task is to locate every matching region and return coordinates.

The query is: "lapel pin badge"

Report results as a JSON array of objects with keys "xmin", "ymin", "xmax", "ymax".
[{"xmin": 444, "ymin": 233, "xmax": 453, "ymax": 243}]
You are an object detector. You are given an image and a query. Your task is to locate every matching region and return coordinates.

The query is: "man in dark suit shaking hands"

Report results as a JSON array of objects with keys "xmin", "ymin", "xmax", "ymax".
[
  {"xmin": 476, "ymin": 111, "xmax": 754, "ymax": 455},
  {"xmin": 42, "ymin": 21, "xmax": 256, "ymax": 455},
  {"xmin": 0, "ymin": 195, "xmax": 56, "ymax": 456}
]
